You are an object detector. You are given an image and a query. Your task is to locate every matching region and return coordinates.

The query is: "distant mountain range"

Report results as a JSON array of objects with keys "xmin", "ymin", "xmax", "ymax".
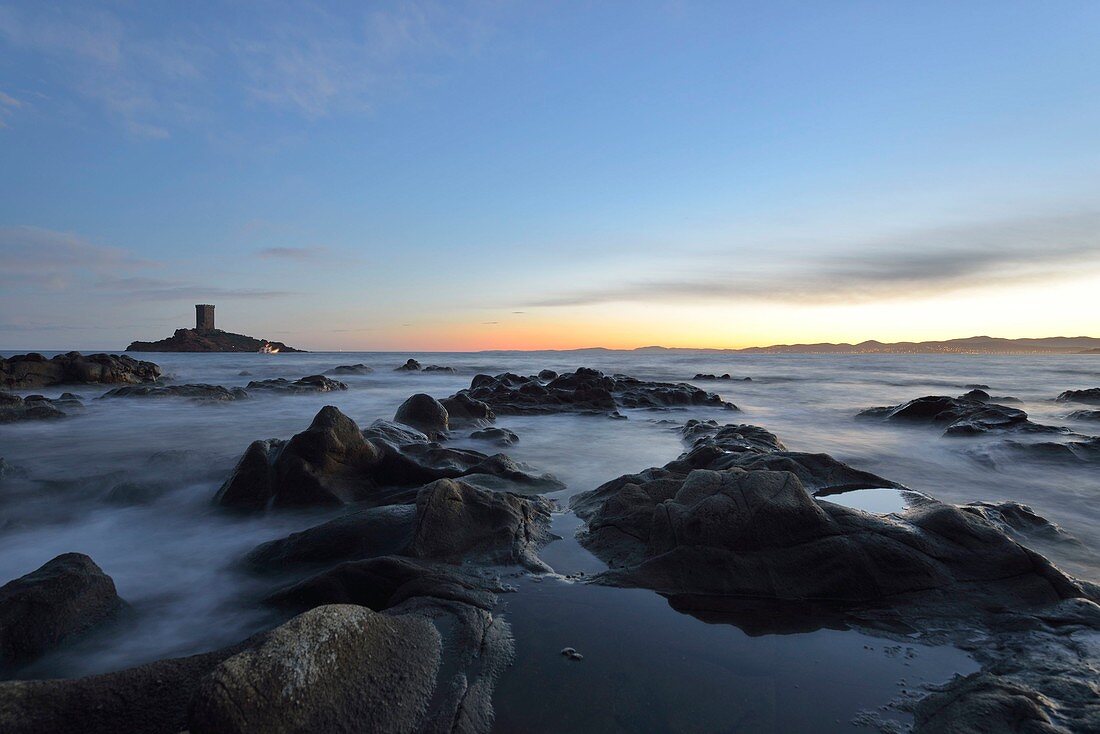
[{"xmin": 629, "ymin": 336, "xmax": 1100, "ymax": 355}]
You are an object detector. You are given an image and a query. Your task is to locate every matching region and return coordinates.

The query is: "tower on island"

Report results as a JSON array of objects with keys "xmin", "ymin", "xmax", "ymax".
[{"xmin": 195, "ymin": 304, "xmax": 215, "ymax": 332}]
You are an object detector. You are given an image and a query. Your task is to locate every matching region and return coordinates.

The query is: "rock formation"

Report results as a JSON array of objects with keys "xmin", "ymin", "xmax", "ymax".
[
  {"xmin": 1, "ymin": 352, "xmax": 160, "ymax": 390},
  {"xmin": 126, "ymin": 329, "xmax": 304, "ymax": 353}
]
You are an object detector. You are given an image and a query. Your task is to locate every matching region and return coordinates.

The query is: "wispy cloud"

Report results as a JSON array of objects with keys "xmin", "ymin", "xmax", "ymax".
[
  {"xmin": 256, "ymin": 245, "xmax": 330, "ymax": 260},
  {"xmin": 528, "ymin": 211, "xmax": 1100, "ymax": 308},
  {"xmin": 94, "ymin": 276, "xmax": 293, "ymax": 301},
  {"xmin": 0, "ymin": 225, "xmax": 154, "ymax": 289}
]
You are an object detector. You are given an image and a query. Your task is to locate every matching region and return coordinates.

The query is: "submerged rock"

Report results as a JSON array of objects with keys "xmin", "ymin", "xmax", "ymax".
[
  {"xmin": 441, "ymin": 392, "xmax": 496, "ymax": 428},
  {"xmin": 692, "ymin": 373, "xmax": 751, "ymax": 381},
  {"xmin": 215, "ymin": 406, "xmax": 562, "ymax": 510},
  {"xmin": 244, "ymin": 375, "xmax": 347, "ymax": 394},
  {"xmin": 0, "ymin": 392, "xmax": 82, "ymax": 423},
  {"xmin": 324, "ymin": 363, "xmax": 373, "ymax": 375},
  {"xmin": 1056, "ymin": 388, "xmax": 1100, "ymax": 405},
  {"xmin": 0, "ymin": 352, "xmax": 160, "ymax": 390},
  {"xmin": 394, "ymin": 393, "xmax": 449, "ymax": 439},
  {"xmin": 187, "ymin": 604, "xmax": 440, "ymax": 734},
  {"xmin": 0, "ymin": 554, "xmax": 127, "ymax": 670},
  {"xmin": 449, "ymin": 367, "xmax": 736, "ymax": 415},
  {"xmin": 395, "ymin": 359, "xmax": 456, "ymax": 373},
  {"xmin": 1067, "ymin": 409, "xmax": 1100, "ymax": 422},
  {"xmin": 99, "ymin": 384, "xmax": 249, "ymax": 401},
  {"xmin": 857, "ymin": 394, "xmax": 1059, "ymax": 436}
]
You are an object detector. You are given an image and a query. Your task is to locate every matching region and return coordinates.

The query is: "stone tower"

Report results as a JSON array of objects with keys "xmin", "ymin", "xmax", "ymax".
[{"xmin": 195, "ymin": 304, "xmax": 215, "ymax": 332}]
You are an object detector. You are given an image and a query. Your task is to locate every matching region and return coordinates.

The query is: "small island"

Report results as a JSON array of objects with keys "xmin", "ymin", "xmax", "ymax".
[{"xmin": 126, "ymin": 304, "xmax": 305, "ymax": 353}]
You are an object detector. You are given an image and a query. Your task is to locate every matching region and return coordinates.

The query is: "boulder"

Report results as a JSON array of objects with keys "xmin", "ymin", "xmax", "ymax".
[
  {"xmin": 215, "ymin": 406, "xmax": 562, "ymax": 511},
  {"xmin": 912, "ymin": 673, "xmax": 1066, "ymax": 734},
  {"xmin": 0, "ymin": 352, "xmax": 160, "ymax": 390},
  {"xmin": 245, "ymin": 375, "xmax": 347, "ymax": 394},
  {"xmin": 99, "ymin": 384, "xmax": 248, "ymax": 401},
  {"xmin": 1057, "ymin": 388, "xmax": 1100, "ymax": 405},
  {"xmin": 1067, "ymin": 410, "xmax": 1100, "ymax": 422},
  {"xmin": 395, "ymin": 359, "xmax": 422, "ymax": 371},
  {"xmin": 0, "ymin": 392, "xmax": 80, "ymax": 423},
  {"xmin": 394, "ymin": 393, "xmax": 449, "ymax": 439},
  {"xmin": 324, "ymin": 364, "xmax": 373, "ymax": 375},
  {"xmin": 187, "ymin": 605, "xmax": 440, "ymax": 734},
  {"xmin": 469, "ymin": 427, "xmax": 518, "ymax": 446},
  {"xmin": 450, "ymin": 367, "xmax": 736, "ymax": 415},
  {"xmin": 440, "ymin": 392, "xmax": 496, "ymax": 427},
  {"xmin": 0, "ymin": 554, "xmax": 127, "ymax": 669},
  {"xmin": 857, "ymin": 394, "xmax": 1060, "ymax": 436},
  {"xmin": 537, "ymin": 369, "xmax": 558, "ymax": 381}
]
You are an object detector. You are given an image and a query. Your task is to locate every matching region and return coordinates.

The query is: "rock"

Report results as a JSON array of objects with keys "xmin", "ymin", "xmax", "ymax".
[
  {"xmin": 99, "ymin": 384, "xmax": 249, "ymax": 401},
  {"xmin": 450, "ymin": 367, "xmax": 736, "ymax": 415},
  {"xmin": 245, "ymin": 505, "xmax": 417, "ymax": 572},
  {"xmin": 996, "ymin": 436, "xmax": 1100, "ymax": 465},
  {"xmin": 187, "ymin": 605, "xmax": 440, "ymax": 734},
  {"xmin": 0, "ymin": 392, "xmax": 79, "ymax": 423},
  {"xmin": 469, "ymin": 427, "xmax": 519, "ymax": 446},
  {"xmin": 394, "ymin": 393, "xmax": 449, "ymax": 439},
  {"xmin": 0, "ymin": 352, "xmax": 160, "ymax": 390},
  {"xmin": 1056, "ymin": 388, "xmax": 1100, "ymax": 405},
  {"xmin": 440, "ymin": 392, "xmax": 496, "ymax": 427},
  {"xmin": 102, "ymin": 480, "xmax": 171, "ymax": 506},
  {"xmin": 912, "ymin": 673, "xmax": 1065, "ymax": 734},
  {"xmin": 958, "ymin": 388, "xmax": 1021, "ymax": 404},
  {"xmin": 423, "ymin": 365, "xmax": 457, "ymax": 373},
  {"xmin": 394, "ymin": 360, "xmax": 453, "ymax": 373},
  {"xmin": 215, "ymin": 406, "xmax": 563, "ymax": 511},
  {"xmin": 1067, "ymin": 410, "xmax": 1100, "ymax": 422},
  {"xmin": 238, "ymin": 370, "xmax": 253, "ymax": 376},
  {"xmin": 264, "ymin": 556, "xmax": 502, "ymax": 613},
  {"xmin": 0, "ymin": 554, "xmax": 127, "ymax": 670},
  {"xmin": 537, "ymin": 369, "xmax": 558, "ymax": 381},
  {"xmin": 857, "ymin": 394, "xmax": 1060, "ymax": 436},
  {"xmin": 245, "ymin": 375, "xmax": 347, "ymax": 394},
  {"xmin": 126, "ymin": 328, "xmax": 304, "ymax": 353},
  {"xmin": 960, "ymin": 501, "xmax": 1082, "ymax": 547},
  {"xmin": 324, "ymin": 364, "xmax": 373, "ymax": 375},
  {"xmin": 396, "ymin": 359, "xmax": 422, "ymax": 371},
  {"xmin": 692, "ymin": 373, "xmax": 750, "ymax": 381},
  {"xmin": 0, "ymin": 641, "xmax": 250, "ymax": 734},
  {"xmin": 406, "ymin": 479, "xmax": 555, "ymax": 571}
]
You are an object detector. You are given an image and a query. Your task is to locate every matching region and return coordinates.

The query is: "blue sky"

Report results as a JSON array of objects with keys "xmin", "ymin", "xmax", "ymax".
[{"xmin": 2, "ymin": 1, "xmax": 1100, "ymax": 350}]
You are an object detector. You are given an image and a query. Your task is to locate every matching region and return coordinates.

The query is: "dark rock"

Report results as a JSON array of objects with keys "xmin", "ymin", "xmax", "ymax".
[
  {"xmin": 469, "ymin": 427, "xmax": 518, "ymax": 446},
  {"xmin": 0, "ymin": 554, "xmax": 127, "ymax": 669},
  {"xmin": 238, "ymin": 370, "xmax": 252, "ymax": 376},
  {"xmin": 960, "ymin": 501, "xmax": 1082, "ymax": 548},
  {"xmin": 396, "ymin": 358, "xmax": 422, "ymax": 371},
  {"xmin": 440, "ymin": 392, "xmax": 496, "ymax": 427},
  {"xmin": 127, "ymin": 328, "xmax": 304, "ymax": 353},
  {"xmin": 423, "ymin": 364, "xmax": 457, "ymax": 373},
  {"xmin": 959, "ymin": 388, "xmax": 1021, "ymax": 404},
  {"xmin": 394, "ymin": 393, "xmax": 449, "ymax": 439},
  {"xmin": 215, "ymin": 406, "xmax": 562, "ymax": 510},
  {"xmin": 450, "ymin": 367, "xmax": 736, "ymax": 415},
  {"xmin": 102, "ymin": 481, "xmax": 171, "ymax": 506},
  {"xmin": 0, "ymin": 392, "xmax": 78, "ymax": 423},
  {"xmin": 245, "ymin": 505, "xmax": 417, "ymax": 572},
  {"xmin": 245, "ymin": 375, "xmax": 347, "ymax": 394},
  {"xmin": 187, "ymin": 605, "xmax": 440, "ymax": 734},
  {"xmin": 537, "ymin": 369, "xmax": 558, "ymax": 381},
  {"xmin": 912, "ymin": 672, "xmax": 1065, "ymax": 734},
  {"xmin": 0, "ymin": 352, "xmax": 160, "ymax": 390},
  {"xmin": 99, "ymin": 384, "xmax": 249, "ymax": 401},
  {"xmin": 1056, "ymin": 388, "xmax": 1100, "ymax": 405},
  {"xmin": 857, "ymin": 394, "xmax": 1059, "ymax": 436},
  {"xmin": 406, "ymin": 479, "xmax": 554, "ymax": 571},
  {"xmin": 996, "ymin": 436, "xmax": 1100, "ymax": 464},
  {"xmin": 395, "ymin": 359, "xmax": 453, "ymax": 373},
  {"xmin": 1067, "ymin": 409, "xmax": 1100, "ymax": 421},
  {"xmin": 324, "ymin": 364, "xmax": 373, "ymax": 375}
]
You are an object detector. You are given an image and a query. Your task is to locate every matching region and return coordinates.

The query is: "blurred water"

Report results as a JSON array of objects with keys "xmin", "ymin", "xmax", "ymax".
[{"xmin": 1, "ymin": 349, "xmax": 1096, "ymax": 730}]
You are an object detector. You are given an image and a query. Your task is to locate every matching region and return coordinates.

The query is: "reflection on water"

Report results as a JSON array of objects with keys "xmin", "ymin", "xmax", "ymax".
[
  {"xmin": 0, "ymin": 350, "xmax": 1095, "ymax": 726},
  {"xmin": 815, "ymin": 487, "xmax": 919, "ymax": 515}
]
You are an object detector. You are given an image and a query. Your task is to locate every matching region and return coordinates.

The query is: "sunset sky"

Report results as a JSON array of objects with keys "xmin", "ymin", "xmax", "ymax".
[{"xmin": 2, "ymin": 1, "xmax": 1100, "ymax": 351}]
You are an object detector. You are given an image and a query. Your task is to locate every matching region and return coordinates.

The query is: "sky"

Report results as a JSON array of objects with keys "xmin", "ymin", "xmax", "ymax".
[{"xmin": 2, "ymin": 1, "xmax": 1100, "ymax": 351}]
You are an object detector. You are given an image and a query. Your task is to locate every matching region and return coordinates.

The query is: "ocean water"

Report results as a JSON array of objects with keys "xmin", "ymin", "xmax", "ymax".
[{"xmin": 2, "ymin": 350, "xmax": 1097, "ymax": 731}]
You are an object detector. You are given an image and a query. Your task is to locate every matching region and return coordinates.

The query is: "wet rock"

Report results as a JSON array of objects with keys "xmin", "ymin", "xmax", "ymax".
[
  {"xmin": 692, "ymin": 373, "xmax": 751, "ymax": 381},
  {"xmin": 1056, "ymin": 388, "xmax": 1100, "ymax": 405},
  {"xmin": 238, "ymin": 370, "xmax": 252, "ymax": 376},
  {"xmin": 406, "ymin": 479, "xmax": 555, "ymax": 571},
  {"xmin": 188, "ymin": 605, "xmax": 440, "ymax": 734},
  {"xmin": 857, "ymin": 394, "xmax": 1059, "ymax": 436},
  {"xmin": 102, "ymin": 480, "xmax": 171, "ymax": 506},
  {"xmin": 0, "ymin": 352, "xmax": 160, "ymax": 390},
  {"xmin": 396, "ymin": 358, "xmax": 422, "ymax": 371},
  {"xmin": 537, "ymin": 369, "xmax": 558, "ymax": 381},
  {"xmin": 395, "ymin": 359, "xmax": 456, "ymax": 373},
  {"xmin": 958, "ymin": 388, "xmax": 1021, "ymax": 404},
  {"xmin": 215, "ymin": 407, "xmax": 562, "ymax": 510},
  {"xmin": 324, "ymin": 363, "xmax": 373, "ymax": 375},
  {"xmin": 394, "ymin": 393, "xmax": 449, "ymax": 439},
  {"xmin": 996, "ymin": 436, "xmax": 1100, "ymax": 465},
  {"xmin": 960, "ymin": 501, "xmax": 1082, "ymax": 548},
  {"xmin": 99, "ymin": 384, "xmax": 249, "ymax": 401},
  {"xmin": 0, "ymin": 554, "xmax": 127, "ymax": 670},
  {"xmin": 441, "ymin": 392, "xmax": 496, "ymax": 427},
  {"xmin": 469, "ymin": 427, "xmax": 518, "ymax": 446},
  {"xmin": 1067, "ymin": 409, "xmax": 1100, "ymax": 422},
  {"xmin": 245, "ymin": 505, "xmax": 417, "ymax": 572},
  {"xmin": 245, "ymin": 375, "xmax": 347, "ymax": 394},
  {"xmin": 0, "ymin": 392, "xmax": 80, "ymax": 423},
  {"xmin": 912, "ymin": 672, "xmax": 1065, "ymax": 734},
  {"xmin": 450, "ymin": 367, "xmax": 736, "ymax": 415},
  {"xmin": 423, "ymin": 364, "xmax": 457, "ymax": 373}
]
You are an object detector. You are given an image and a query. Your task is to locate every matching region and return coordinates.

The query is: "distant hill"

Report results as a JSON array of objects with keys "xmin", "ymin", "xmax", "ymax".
[
  {"xmin": 636, "ymin": 336, "xmax": 1100, "ymax": 355},
  {"xmin": 127, "ymin": 328, "xmax": 304, "ymax": 353}
]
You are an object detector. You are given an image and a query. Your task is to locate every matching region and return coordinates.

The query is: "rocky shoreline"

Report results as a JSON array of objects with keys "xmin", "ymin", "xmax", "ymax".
[{"xmin": 0, "ymin": 362, "xmax": 1097, "ymax": 732}]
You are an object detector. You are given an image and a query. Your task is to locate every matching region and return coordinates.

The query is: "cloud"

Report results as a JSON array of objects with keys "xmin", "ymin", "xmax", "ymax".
[
  {"xmin": 528, "ymin": 211, "xmax": 1100, "ymax": 308},
  {"xmin": 256, "ymin": 245, "xmax": 330, "ymax": 260},
  {"xmin": 94, "ymin": 276, "xmax": 293, "ymax": 300},
  {"xmin": 0, "ymin": 226, "xmax": 154, "ymax": 290}
]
